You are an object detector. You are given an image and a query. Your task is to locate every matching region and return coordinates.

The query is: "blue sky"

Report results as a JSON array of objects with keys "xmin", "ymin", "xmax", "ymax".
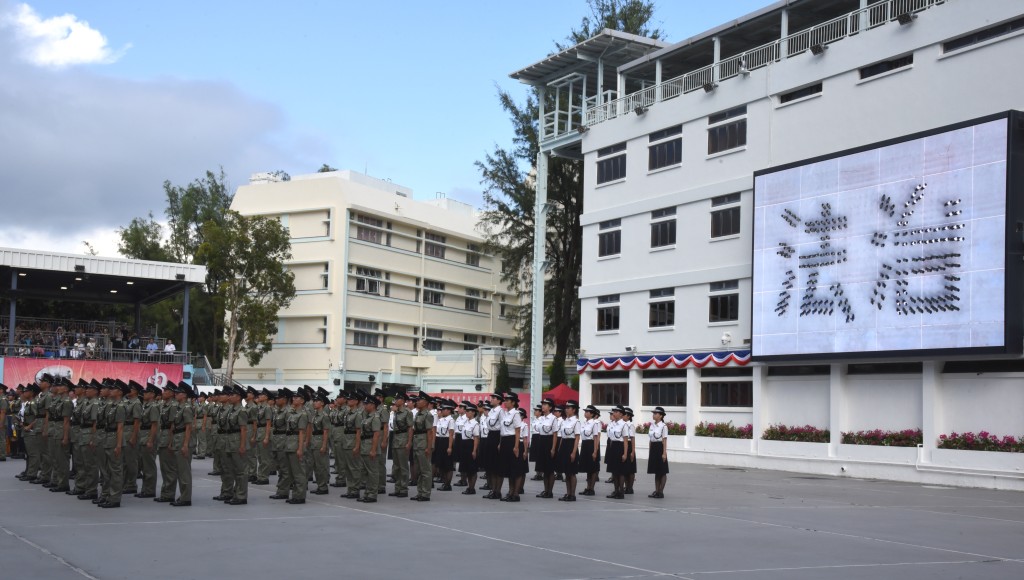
[{"xmin": 0, "ymin": 0, "xmax": 769, "ymax": 255}]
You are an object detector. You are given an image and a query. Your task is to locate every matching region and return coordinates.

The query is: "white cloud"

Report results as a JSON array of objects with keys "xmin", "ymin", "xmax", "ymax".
[{"xmin": 1, "ymin": 3, "xmax": 128, "ymax": 67}]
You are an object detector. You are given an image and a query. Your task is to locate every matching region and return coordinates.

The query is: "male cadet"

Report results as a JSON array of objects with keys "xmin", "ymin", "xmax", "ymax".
[
  {"xmin": 372, "ymin": 389, "xmax": 389, "ymax": 494},
  {"xmin": 46, "ymin": 378, "xmax": 73, "ymax": 491},
  {"xmin": 98, "ymin": 381, "xmax": 127, "ymax": 508},
  {"xmin": 245, "ymin": 387, "xmax": 259, "ymax": 482},
  {"xmin": 66, "ymin": 380, "xmax": 87, "ymax": 493},
  {"xmin": 309, "ymin": 392, "xmax": 330, "ymax": 494},
  {"xmin": 328, "ymin": 392, "xmax": 348, "ymax": 488},
  {"xmin": 75, "ymin": 381, "xmax": 101, "ymax": 499},
  {"xmin": 194, "ymin": 392, "xmax": 208, "ymax": 459},
  {"xmin": 269, "ymin": 389, "xmax": 293, "ymax": 500},
  {"xmin": 283, "ymin": 389, "xmax": 309, "ymax": 504},
  {"xmin": 255, "ymin": 389, "xmax": 275, "ymax": 485},
  {"xmin": 339, "ymin": 392, "xmax": 364, "ymax": 499},
  {"xmin": 155, "ymin": 383, "xmax": 178, "ymax": 503},
  {"xmin": 215, "ymin": 385, "xmax": 248, "ymax": 505},
  {"xmin": 353, "ymin": 396, "xmax": 382, "ymax": 503},
  {"xmin": 20, "ymin": 385, "xmax": 43, "ymax": 482},
  {"xmin": 388, "ymin": 393, "xmax": 413, "ymax": 497},
  {"xmin": 410, "ymin": 394, "xmax": 435, "ymax": 501},
  {"xmin": 136, "ymin": 384, "xmax": 161, "ymax": 498},
  {"xmin": 92, "ymin": 382, "xmax": 111, "ymax": 500},
  {"xmin": 121, "ymin": 381, "xmax": 143, "ymax": 495},
  {"xmin": 207, "ymin": 389, "xmax": 223, "ymax": 476},
  {"xmin": 36, "ymin": 374, "xmax": 53, "ymax": 486},
  {"xmin": 301, "ymin": 386, "xmax": 315, "ymax": 482},
  {"xmin": 0, "ymin": 383, "xmax": 8, "ymax": 462},
  {"xmin": 169, "ymin": 383, "xmax": 195, "ymax": 506}
]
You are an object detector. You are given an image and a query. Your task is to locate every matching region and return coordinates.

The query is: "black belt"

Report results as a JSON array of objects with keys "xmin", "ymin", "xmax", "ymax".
[
  {"xmin": 141, "ymin": 423, "xmax": 151, "ymax": 429},
  {"xmin": 105, "ymin": 426, "xmax": 120, "ymax": 432},
  {"xmin": 285, "ymin": 430, "xmax": 297, "ymax": 436},
  {"xmin": 221, "ymin": 428, "xmax": 240, "ymax": 434},
  {"xmin": 273, "ymin": 429, "xmax": 287, "ymax": 434},
  {"xmin": 331, "ymin": 421, "xmax": 344, "ymax": 426},
  {"xmin": 413, "ymin": 429, "xmax": 428, "ymax": 435},
  {"xmin": 344, "ymin": 429, "xmax": 358, "ymax": 434},
  {"xmin": 173, "ymin": 427, "xmax": 187, "ymax": 434}
]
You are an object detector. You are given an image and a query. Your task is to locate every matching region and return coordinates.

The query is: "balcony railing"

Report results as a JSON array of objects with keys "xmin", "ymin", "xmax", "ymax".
[{"xmin": 578, "ymin": 0, "xmax": 945, "ymax": 131}]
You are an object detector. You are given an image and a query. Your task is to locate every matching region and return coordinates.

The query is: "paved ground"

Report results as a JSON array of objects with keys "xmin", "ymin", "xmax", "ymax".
[{"xmin": 1, "ymin": 457, "xmax": 1022, "ymax": 580}]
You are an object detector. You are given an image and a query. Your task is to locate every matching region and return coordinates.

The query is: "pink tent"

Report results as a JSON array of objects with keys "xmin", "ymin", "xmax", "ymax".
[{"xmin": 544, "ymin": 383, "xmax": 579, "ymax": 405}]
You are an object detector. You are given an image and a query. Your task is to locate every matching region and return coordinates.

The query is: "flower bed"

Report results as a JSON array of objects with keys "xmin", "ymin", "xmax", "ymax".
[
  {"xmin": 633, "ymin": 421, "xmax": 686, "ymax": 435},
  {"xmin": 762, "ymin": 424, "xmax": 830, "ymax": 443},
  {"xmin": 938, "ymin": 431, "xmax": 1024, "ymax": 453},
  {"xmin": 695, "ymin": 421, "xmax": 753, "ymax": 439},
  {"xmin": 841, "ymin": 428, "xmax": 922, "ymax": 447}
]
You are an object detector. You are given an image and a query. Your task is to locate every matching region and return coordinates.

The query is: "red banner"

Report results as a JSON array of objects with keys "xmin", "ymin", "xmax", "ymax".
[
  {"xmin": 425, "ymin": 392, "xmax": 531, "ymax": 412},
  {"xmin": 1, "ymin": 358, "xmax": 183, "ymax": 389}
]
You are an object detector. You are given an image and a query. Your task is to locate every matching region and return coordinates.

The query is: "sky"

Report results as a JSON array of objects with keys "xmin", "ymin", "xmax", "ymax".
[{"xmin": 0, "ymin": 0, "xmax": 770, "ymax": 257}]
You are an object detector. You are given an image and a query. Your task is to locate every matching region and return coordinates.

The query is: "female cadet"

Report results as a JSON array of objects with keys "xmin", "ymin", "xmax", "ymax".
[
  {"xmin": 481, "ymin": 393, "xmax": 503, "ymax": 492},
  {"xmin": 433, "ymin": 400, "xmax": 455, "ymax": 491},
  {"xmin": 529, "ymin": 404, "xmax": 543, "ymax": 481},
  {"xmin": 647, "ymin": 406, "xmax": 669, "ymax": 498},
  {"xmin": 478, "ymin": 400, "xmax": 491, "ymax": 483},
  {"xmin": 458, "ymin": 403, "xmax": 481, "ymax": 494},
  {"xmin": 517, "ymin": 407, "xmax": 529, "ymax": 494},
  {"xmin": 551, "ymin": 404, "xmax": 565, "ymax": 483},
  {"xmin": 555, "ymin": 401, "xmax": 581, "ymax": 501},
  {"xmin": 604, "ymin": 405, "xmax": 627, "ymax": 499},
  {"xmin": 453, "ymin": 402, "xmax": 468, "ymax": 487},
  {"xmin": 578, "ymin": 405, "xmax": 602, "ymax": 496},
  {"xmin": 623, "ymin": 407, "xmax": 637, "ymax": 495},
  {"xmin": 532, "ymin": 398, "xmax": 556, "ymax": 498},
  {"xmin": 488, "ymin": 392, "xmax": 523, "ymax": 502}
]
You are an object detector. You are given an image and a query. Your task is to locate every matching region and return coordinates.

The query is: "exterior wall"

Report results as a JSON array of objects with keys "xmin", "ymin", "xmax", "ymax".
[{"xmin": 228, "ymin": 171, "xmax": 520, "ymax": 391}]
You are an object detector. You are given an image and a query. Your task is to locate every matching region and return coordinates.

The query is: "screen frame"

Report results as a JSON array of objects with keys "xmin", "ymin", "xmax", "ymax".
[{"xmin": 751, "ymin": 110, "xmax": 1024, "ymax": 362}]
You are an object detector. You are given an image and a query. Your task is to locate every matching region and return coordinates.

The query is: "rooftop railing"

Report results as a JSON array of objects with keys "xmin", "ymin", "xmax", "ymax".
[{"xmin": 1, "ymin": 343, "xmax": 190, "ymax": 365}]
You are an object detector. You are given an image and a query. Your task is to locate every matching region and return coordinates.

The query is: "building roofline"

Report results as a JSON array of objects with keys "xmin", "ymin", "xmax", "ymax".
[
  {"xmin": 0, "ymin": 246, "xmax": 207, "ymax": 284},
  {"xmin": 510, "ymin": 28, "xmax": 669, "ymax": 84}
]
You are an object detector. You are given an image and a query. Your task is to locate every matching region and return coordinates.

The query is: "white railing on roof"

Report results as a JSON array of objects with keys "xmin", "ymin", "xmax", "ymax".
[{"xmin": 578, "ymin": 0, "xmax": 945, "ymax": 130}]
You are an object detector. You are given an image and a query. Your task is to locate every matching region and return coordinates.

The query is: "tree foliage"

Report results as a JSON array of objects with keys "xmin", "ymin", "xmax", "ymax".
[
  {"xmin": 117, "ymin": 212, "xmax": 170, "ymax": 262},
  {"xmin": 317, "ymin": 164, "xmax": 338, "ymax": 173},
  {"xmin": 478, "ymin": 0, "xmax": 661, "ymax": 389},
  {"xmin": 496, "ymin": 353, "xmax": 511, "ymax": 392},
  {"xmin": 198, "ymin": 211, "xmax": 295, "ymax": 383}
]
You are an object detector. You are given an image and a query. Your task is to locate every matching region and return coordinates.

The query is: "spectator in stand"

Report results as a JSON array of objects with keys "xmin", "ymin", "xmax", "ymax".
[
  {"xmin": 128, "ymin": 334, "xmax": 140, "ymax": 350},
  {"xmin": 58, "ymin": 339, "xmax": 69, "ymax": 359},
  {"xmin": 163, "ymin": 339, "xmax": 176, "ymax": 362},
  {"xmin": 85, "ymin": 337, "xmax": 97, "ymax": 359},
  {"xmin": 146, "ymin": 338, "xmax": 158, "ymax": 358}
]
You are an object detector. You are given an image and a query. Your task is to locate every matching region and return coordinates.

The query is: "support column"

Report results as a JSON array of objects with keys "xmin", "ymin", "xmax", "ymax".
[
  {"xmin": 538, "ymin": 86, "xmax": 547, "ymax": 142},
  {"xmin": 579, "ymin": 371, "xmax": 593, "ymax": 408},
  {"xmin": 780, "ymin": 9, "xmax": 789, "ymax": 59},
  {"xmin": 829, "ymin": 363, "xmax": 845, "ymax": 457},
  {"xmin": 685, "ymin": 366, "xmax": 701, "ymax": 449},
  {"xmin": 181, "ymin": 285, "xmax": 190, "ymax": 354},
  {"xmin": 921, "ymin": 361, "xmax": 940, "ymax": 464},
  {"xmin": 628, "ymin": 368, "xmax": 642, "ymax": 412},
  {"xmin": 528, "ymin": 151, "xmax": 549, "ymax": 410},
  {"xmin": 596, "ymin": 59, "xmax": 604, "ymax": 106},
  {"xmin": 654, "ymin": 58, "xmax": 663, "ymax": 102},
  {"xmin": 858, "ymin": 0, "xmax": 869, "ymax": 33},
  {"xmin": 617, "ymin": 73, "xmax": 625, "ymax": 115},
  {"xmin": 751, "ymin": 364, "xmax": 767, "ymax": 454},
  {"xmin": 712, "ymin": 36, "xmax": 721, "ymax": 82},
  {"xmin": 8, "ymin": 271, "xmax": 17, "ymax": 353}
]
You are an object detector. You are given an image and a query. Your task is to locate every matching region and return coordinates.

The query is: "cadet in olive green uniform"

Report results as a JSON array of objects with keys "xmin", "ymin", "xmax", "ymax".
[
  {"xmin": 389, "ymin": 393, "xmax": 413, "ymax": 497},
  {"xmin": 47, "ymin": 379, "xmax": 73, "ymax": 491},
  {"xmin": 216, "ymin": 385, "xmax": 248, "ymax": 504},
  {"xmin": 93, "ymin": 384, "xmax": 112, "ymax": 500},
  {"xmin": 0, "ymin": 384, "xmax": 8, "ymax": 462},
  {"xmin": 255, "ymin": 389, "xmax": 274, "ymax": 485},
  {"xmin": 410, "ymin": 394, "xmax": 435, "ymax": 501},
  {"xmin": 328, "ymin": 392, "xmax": 347, "ymax": 487},
  {"xmin": 195, "ymin": 394, "xmax": 208, "ymax": 459},
  {"xmin": 244, "ymin": 388, "xmax": 259, "ymax": 481},
  {"xmin": 135, "ymin": 385, "xmax": 161, "ymax": 498},
  {"xmin": 372, "ymin": 390, "xmax": 390, "ymax": 493},
  {"xmin": 121, "ymin": 381, "xmax": 143, "ymax": 494},
  {"xmin": 208, "ymin": 390, "xmax": 223, "ymax": 476},
  {"xmin": 300, "ymin": 386, "xmax": 315, "ymax": 481},
  {"xmin": 169, "ymin": 384, "xmax": 195, "ymax": 506},
  {"xmin": 36, "ymin": 375, "xmax": 53, "ymax": 485},
  {"xmin": 269, "ymin": 390, "xmax": 292, "ymax": 499},
  {"xmin": 18, "ymin": 386, "xmax": 43, "ymax": 482},
  {"xmin": 353, "ymin": 397, "xmax": 383, "ymax": 502},
  {"xmin": 309, "ymin": 394, "xmax": 330, "ymax": 494},
  {"xmin": 67, "ymin": 381, "xmax": 87, "ymax": 494},
  {"xmin": 340, "ymin": 394, "xmax": 363, "ymax": 499},
  {"xmin": 155, "ymin": 386, "xmax": 178, "ymax": 502},
  {"xmin": 98, "ymin": 383, "xmax": 127, "ymax": 508},
  {"xmin": 283, "ymin": 389, "xmax": 309, "ymax": 503},
  {"xmin": 75, "ymin": 382, "xmax": 101, "ymax": 499}
]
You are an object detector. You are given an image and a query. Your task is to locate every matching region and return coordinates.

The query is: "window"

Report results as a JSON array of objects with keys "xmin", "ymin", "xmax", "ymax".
[
  {"xmin": 423, "ymin": 280, "xmax": 445, "ymax": 305},
  {"xmin": 650, "ymin": 207, "xmax": 676, "ymax": 248},
  {"xmin": 353, "ymin": 332, "xmax": 379, "ymax": 347},
  {"xmin": 424, "ymin": 329, "xmax": 443, "ymax": 351},
  {"xmin": 701, "ymin": 382, "xmax": 753, "ymax": 407},
  {"xmin": 648, "ymin": 125, "xmax": 682, "ymax": 170},
  {"xmin": 944, "ymin": 17, "xmax": 1024, "ymax": 53},
  {"xmin": 707, "ymin": 106, "xmax": 747, "ymax": 155},
  {"xmin": 649, "ymin": 288, "xmax": 675, "ymax": 328},
  {"xmin": 598, "ymin": 219, "xmax": 622, "ymax": 257},
  {"xmin": 711, "ymin": 193, "xmax": 741, "ymax": 238},
  {"xmin": 597, "ymin": 294, "xmax": 620, "ymax": 332},
  {"xmin": 466, "ymin": 243, "xmax": 481, "ymax": 267},
  {"xmin": 320, "ymin": 264, "xmax": 329, "ymax": 289},
  {"xmin": 592, "ymin": 383, "xmax": 628, "ymax": 406},
  {"xmin": 709, "ymin": 294, "xmax": 739, "ymax": 323},
  {"xmin": 425, "ymin": 232, "xmax": 446, "ymax": 259},
  {"xmin": 779, "ymin": 83, "xmax": 822, "ymax": 104},
  {"xmin": 463, "ymin": 334, "xmax": 479, "ymax": 350},
  {"xmin": 355, "ymin": 267, "xmax": 382, "ymax": 294},
  {"xmin": 710, "ymin": 280, "xmax": 739, "ymax": 292},
  {"xmin": 643, "ymin": 383, "xmax": 686, "ymax": 406},
  {"xmin": 597, "ymin": 142, "xmax": 627, "ymax": 184},
  {"xmin": 859, "ymin": 54, "xmax": 913, "ymax": 80},
  {"xmin": 465, "ymin": 288, "xmax": 481, "ymax": 312},
  {"xmin": 356, "ymin": 215, "xmax": 383, "ymax": 244}
]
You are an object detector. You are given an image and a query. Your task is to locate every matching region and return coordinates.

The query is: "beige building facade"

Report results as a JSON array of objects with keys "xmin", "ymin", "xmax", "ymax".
[{"xmin": 229, "ymin": 170, "xmax": 521, "ymax": 392}]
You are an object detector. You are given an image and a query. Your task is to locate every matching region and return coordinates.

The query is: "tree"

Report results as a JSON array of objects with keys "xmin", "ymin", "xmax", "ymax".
[
  {"xmin": 117, "ymin": 212, "xmax": 170, "ymax": 262},
  {"xmin": 496, "ymin": 353, "xmax": 511, "ymax": 392},
  {"xmin": 198, "ymin": 211, "xmax": 296, "ymax": 385},
  {"xmin": 317, "ymin": 164, "xmax": 338, "ymax": 173},
  {"xmin": 164, "ymin": 168, "xmax": 233, "ymax": 265},
  {"xmin": 477, "ymin": 0, "xmax": 662, "ymax": 389}
]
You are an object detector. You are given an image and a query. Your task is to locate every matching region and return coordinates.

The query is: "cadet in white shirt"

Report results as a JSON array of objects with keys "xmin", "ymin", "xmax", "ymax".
[
  {"xmin": 555, "ymin": 401, "xmax": 582, "ymax": 501},
  {"xmin": 532, "ymin": 398, "xmax": 557, "ymax": 498},
  {"xmin": 432, "ymin": 400, "xmax": 456, "ymax": 491},
  {"xmin": 623, "ymin": 407, "xmax": 638, "ymax": 495},
  {"xmin": 529, "ymin": 404, "xmax": 543, "ymax": 481},
  {"xmin": 453, "ymin": 402, "xmax": 468, "ymax": 487},
  {"xmin": 458, "ymin": 404, "xmax": 481, "ymax": 494},
  {"xmin": 647, "ymin": 406, "xmax": 670, "ymax": 498},
  {"xmin": 481, "ymin": 393, "xmax": 503, "ymax": 492},
  {"xmin": 485, "ymin": 392, "xmax": 523, "ymax": 502},
  {"xmin": 604, "ymin": 405, "xmax": 628, "ymax": 499},
  {"xmin": 578, "ymin": 405, "xmax": 602, "ymax": 496}
]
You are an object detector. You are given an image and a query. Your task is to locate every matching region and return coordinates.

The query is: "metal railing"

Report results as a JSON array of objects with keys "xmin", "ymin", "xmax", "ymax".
[
  {"xmin": 0, "ymin": 315, "xmax": 156, "ymax": 338},
  {"xmin": 0, "ymin": 343, "xmax": 191, "ymax": 365},
  {"xmin": 579, "ymin": 0, "xmax": 945, "ymax": 130}
]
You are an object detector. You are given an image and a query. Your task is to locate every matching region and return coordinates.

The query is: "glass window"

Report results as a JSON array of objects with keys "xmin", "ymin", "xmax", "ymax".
[
  {"xmin": 465, "ymin": 288, "xmax": 481, "ymax": 312},
  {"xmin": 355, "ymin": 267, "xmax": 382, "ymax": 294},
  {"xmin": 859, "ymin": 54, "xmax": 913, "ymax": 79},
  {"xmin": 423, "ymin": 280, "xmax": 445, "ymax": 305},
  {"xmin": 424, "ymin": 232, "xmax": 446, "ymax": 259},
  {"xmin": 711, "ymin": 206, "xmax": 741, "ymax": 238},
  {"xmin": 708, "ymin": 118, "xmax": 747, "ymax": 154},
  {"xmin": 599, "ymin": 230, "xmax": 621, "ymax": 257},
  {"xmin": 709, "ymin": 294, "xmax": 739, "ymax": 323},
  {"xmin": 701, "ymin": 381, "xmax": 753, "ymax": 407},
  {"xmin": 466, "ymin": 243, "xmax": 481, "ymax": 267},
  {"xmin": 712, "ymin": 193, "xmax": 741, "ymax": 207},
  {"xmin": 779, "ymin": 82, "xmax": 822, "ymax": 104},
  {"xmin": 353, "ymin": 332, "xmax": 378, "ymax": 348},
  {"xmin": 943, "ymin": 16, "xmax": 1024, "ymax": 52},
  {"xmin": 592, "ymin": 383, "xmax": 628, "ymax": 406},
  {"xmin": 599, "ymin": 219, "xmax": 621, "ymax": 229},
  {"xmin": 708, "ymin": 106, "xmax": 746, "ymax": 125},
  {"xmin": 643, "ymin": 383, "xmax": 686, "ymax": 406},
  {"xmin": 649, "ymin": 136, "xmax": 682, "ymax": 170},
  {"xmin": 597, "ymin": 306, "xmax": 620, "ymax": 331},
  {"xmin": 650, "ymin": 219, "xmax": 676, "ymax": 247},
  {"xmin": 356, "ymin": 215, "xmax": 383, "ymax": 244},
  {"xmin": 597, "ymin": 154, "xmax": 627, "ymax": 184},
  {"xmin": 423, "ymin": 329, "xmax": 443, "ymax": 351},
  {"xmin": 650, "ymin": 288, "xmax": 674, "ymax": 299},
  {"xmin": 597, "ymin": 294, "xmax": 619, "ymax": 304},
  {"xmin": 709, "ymin": 280, "xmax": 739, "ymax": 292},
  {"xmin": 649, "ymin": 301, "xmax": 675, "ymax": 328}
]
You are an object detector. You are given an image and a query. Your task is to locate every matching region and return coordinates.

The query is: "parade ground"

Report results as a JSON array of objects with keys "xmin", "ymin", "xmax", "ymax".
[{"xmin": 1, "ymin": 458, "xmax": 1021, "ymax": 580}]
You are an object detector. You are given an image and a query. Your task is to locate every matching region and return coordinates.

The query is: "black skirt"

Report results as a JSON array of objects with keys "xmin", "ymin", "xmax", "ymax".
[
  {"xmin": 647, "ymin": 441, "xmax": 669, "ymax": 475},
  {"xmin": 498, "ymin": 435, "xmax": 526, "ymax": 478},
  {"xmin": 432, "ymin": 436, "xmax": 455, "ymax": 471},
  {"xmin": 605, "ymin": 440, "xmax": 626, "ymax": 475},
  {"xmin": 458, "ymin": 437, "xmax": 477, "ymax": 474},
  {"xmin": 453, "ymin": 434, "xmax": 464, "ymax": 463},
  {"xmin": 518, "ymin": 439, "xmax": 529, "ymax": 473},
  {"xmin": 555, "ymin": 437, "xmax": 578, "ymax": 475},
  {"xmin": 483, "ymin": 431, "xmax": 500, "ymax": 473},
  {"xmin": 532, "ymin": 434, "xmax": 555, "ymax": 473},
  {"xmin": 625, "ymin": 441, "xmax": 638, "ymax": 475},
  {"xmin": 578, "ymin": 439, "xmax": 600, "ymax": 474}
]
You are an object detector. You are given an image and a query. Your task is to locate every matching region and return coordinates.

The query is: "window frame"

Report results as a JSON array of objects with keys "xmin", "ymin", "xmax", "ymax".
[
  {"xmin": 650, "ymin": 207, "xmax": 677, "ymax": 248},
  {"xmin": 423, "ymin": 280, "xmax": 445, "ymax": 306},
  {"xmin": 598, "ymin": 220, "xmax": 622, "ymax": 257},
  {"xmin": 707, "ymin": 106, "xmax": 748, "ymax": 155},
  {"xmin": 648, "ymin": 287, "xmax": 675, "ymax": 329},
  {"xmin": 710, "ymin": 193, "xmax": 742, "ymax": 239},
  {"xmin": 596, "ymin": 142, "xmax": 627, "ymax": 184},
  {"xmin": 859, "ymin": 54, "xmax": 914, "ymax": 80},
  {"xmin": 648, "ymin": 125, "xmax": 683, "ymax": 171}
]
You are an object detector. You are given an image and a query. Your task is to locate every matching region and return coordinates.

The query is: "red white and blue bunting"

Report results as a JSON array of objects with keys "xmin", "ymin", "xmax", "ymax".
[{"xmin": 576, "ymin": 350, "xmax": 750, "ymax": 374}]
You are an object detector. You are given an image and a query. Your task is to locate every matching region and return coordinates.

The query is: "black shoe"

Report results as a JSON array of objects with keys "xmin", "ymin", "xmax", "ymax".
[
  {"xmin": 624, "ymin": 488, "xmax": 634, "ymax": 495},
  {"xmin": 580, "ymin": 489, "xmax": 595, "ymax": 496},
  {"xmin": 92, "ymin": 497, "xmax": 105, "ymax": 504},
  {"xmin": 41, "ymin": 482, "xmax": 53, "ymax": 488},
  {"xmin": 285, "ymin": 498, "xmax": 305, "ymax": 504},
  {"xmin": 389, "ymin": 492, "xmax": 408, "ymax": 497},
  {"xmin": 412, "ymin": 496, "xmax": 429, "ymax": 501},
  {"xmin": 49, "ymin": 486, "xmax": 69, "ymax": 493},
  {"xmin": 329, "ymin": 482, "xmax": 344, "ymax": 488},
  {"xmin": 530, "ymin": 475, "xmax": 543, "ymax": 481},
  {"xmin": 135, "ymin": 493, "xmax": 155, "ymax": 498},
  {"xmin": 483, "ymin": 491, "xmax": 499, "ymax": 500},
  {"xmin": 248, "ymin": 476, "xmax": 257, "ymax": 483},
  {"xmin": 439, "ymin": 484, "xmax": 452, "ymax": 491},
  {"xmin": 480, "ymin": 483, "xmax": 491, "ymax": 490},
  {"xmin": 499, "ymin": 494, "xmax": 512, "ymax": 502},
  {"xmin": 65, "ymin": 489, "xmax": 80, "ymax": 495},
  {"xmin": 508, "ymin": 495, "xmax": 521, "ymax": 502},
  {"xmin": 213, "ymin": 495, "xmax": 230, "ymax": 501},
  {"xmin": 77, "ymin": 494, "xmax": 97, "ymax": 500},
  {"xmin": 454, "ymin": 481, "xmax": 467, "ymax": 487},
  {"xmin": 311, "ymin": 490, "xmax": 328, "ymax": 495},
  {"xmin": 360, "ymin": 497, "xmax": 378, "ymax": 503},
  {"xmin": 536, "ymin": 491, "xmax": 553, "ymax": 498},
  {"xmin": 341, "ymin": 492, "xmax": 359, "ymax": 499},
  {"xmin": 269, "ymin": 494, "xmax": 289, "ymax": 500},
  {"xmin": 154, "ymin": 497, "xmax": 175, "ymax": 502},
  {"xmin": 227, "ymin": 499, "xmax": 247, "ymax": 505},
  {"xmin": 558, "ymin": 495, "xmax": 576, "ymax": 502},
  {"xmin": 208, "ymin": 471, "xmax": 221, "ymax": 476},
  {"xmin": 100, "ymin": 502, "xmax": 121, "ymax": 508},
  {"xmin": 461, "ymin": 488, "xmax": 476, "ymax": 495},
  {"xmin": 254, "ymin": 480, "xmax": 270, "ymax": 485},
  {"xmin": 170, "ymin": 500, "xmax": 192, "ymax": 507},
  {"xmin": 606, "ymin": 492, "xmax": 623, "ymax": 499}
]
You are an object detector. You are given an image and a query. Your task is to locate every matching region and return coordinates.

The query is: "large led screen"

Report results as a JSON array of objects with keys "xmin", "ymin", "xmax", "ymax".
[{"xmin": 753, "ymin": 116, "xmax": 1017, "ymax": 359}]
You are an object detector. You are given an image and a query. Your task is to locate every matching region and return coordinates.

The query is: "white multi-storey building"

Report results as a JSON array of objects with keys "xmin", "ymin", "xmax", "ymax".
[
  {"xmin": 229, "ymin": 170, "xmax": 523, "ymax": 393},
  {"xmin": 513, "ymin": 0, "xmax": 1024, "ymax": 489}
]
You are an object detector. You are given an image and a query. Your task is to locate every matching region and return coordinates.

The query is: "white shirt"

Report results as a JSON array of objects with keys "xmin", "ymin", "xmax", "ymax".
[
  {"xmin": 625, "ymin": 421, "xmax": 636, "ymax": 439},
  {"xmin": 455, "ymin": 414, "xmax": 467, "ymax": 437},
  {"xmin": 435, "ymin": 415, "xmax": 453, "ymax": 438},
  {"xmin": 464, "ymin": 418, "xmax": 481, "ymax": 439},
  {"xmin": 498, "ymin": 407, "xmax": 523, "ymax": 436},
  {"xmin": 388, "ymin": 410, "xmax": 395, "ymax": 430},
  {"xmin": 582, "ymin": 418, "xmax": 602, "ymax": 439},
  {"xmin": 606, "ymin": 419, "xmax": 627, "ymax": 442},
  {"xmin": 164, "ymin": 343, "xmax": 176, "ymax": 352},
  {"xmin": 484, "ymin": 407, "xmax": 502, "ymax": 432},
  {"xmin": 535, "ymin": 413, "xmax": 557, "ymax": 435},
  {"xmin": 649, "ymin": 420, "xmax": 668, "ymax": 442},
  {"xmin": 558, "ymin": 415, "xmax": 581, "ymax": 439},
  {"xmin": 530, "ymin": 417, "xmax": 540, "ymax": 435},
  {"xmin": 429, "ymin": 409, "xmax": 438, "ymax": 420},
  {"xmin": 480, "ymin": 412, "xmax": 490, "ymax": 436}
]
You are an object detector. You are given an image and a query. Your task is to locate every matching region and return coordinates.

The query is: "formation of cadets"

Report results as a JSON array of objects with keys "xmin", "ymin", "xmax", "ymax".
[{"xmin": 3, "ymin": 379, "xmax": 672, "ymax": 506}]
